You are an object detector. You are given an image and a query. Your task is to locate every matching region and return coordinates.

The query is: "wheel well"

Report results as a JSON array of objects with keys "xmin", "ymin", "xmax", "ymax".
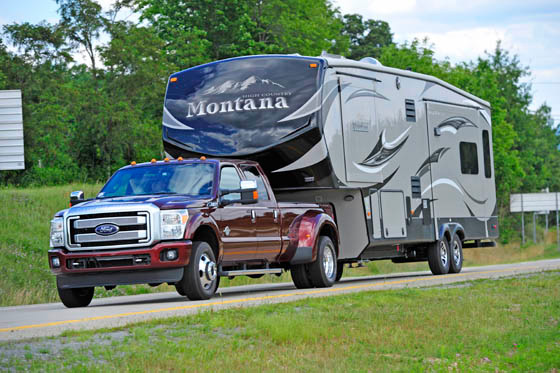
[
  {"xmin": 193, "ymin": 225, "xmax": 219, "ymax": 259},
  {"xmin": 443, "ymin": 230, "xmax": 452, "ymax": 243},
  {"xmin": 455, "ymin": 229, "xmax": 465, "ymax": 242},
  {"xmin": 319, "ymin": 224, "xmax": 338, "ymax": 256}
]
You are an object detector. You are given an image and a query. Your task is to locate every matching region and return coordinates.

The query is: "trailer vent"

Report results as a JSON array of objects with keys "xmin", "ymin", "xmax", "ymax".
[
  {"xmin": 405, "ymin": 99, "xmax": 416, "ymax": 122},
  {"xmin": 411, "ymin": 176, "xmax": 421, "ymax": 198}
]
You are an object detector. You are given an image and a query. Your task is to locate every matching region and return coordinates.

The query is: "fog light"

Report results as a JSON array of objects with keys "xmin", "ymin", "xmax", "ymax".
[
  {"xmin": 51, "ymin": 257, "xmax": 60, "ymax": 268},
  {"xmin": 166, "ymin": 249, "xmax": 178, "ymax": 261}
]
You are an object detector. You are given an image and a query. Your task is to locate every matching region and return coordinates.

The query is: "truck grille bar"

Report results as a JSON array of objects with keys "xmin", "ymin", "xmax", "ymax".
[{"xmin": 68, "ymin": 211, "xmax": 151, "ymax": 249}]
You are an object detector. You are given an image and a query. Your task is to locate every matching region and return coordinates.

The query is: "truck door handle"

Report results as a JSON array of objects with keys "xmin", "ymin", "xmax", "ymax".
[
  {"xmin": 251, "ymin": 210, "xmax": 256, "ymax": 223},
  {"xmin": 273, "ymin": 209, "xmax": 278, "ymax": 223}
]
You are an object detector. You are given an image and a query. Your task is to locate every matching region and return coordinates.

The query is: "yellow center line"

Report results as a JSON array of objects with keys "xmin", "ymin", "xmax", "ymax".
[{"xmin": 0, "ymin": 265, "xmax": 546, "ymax": 333}]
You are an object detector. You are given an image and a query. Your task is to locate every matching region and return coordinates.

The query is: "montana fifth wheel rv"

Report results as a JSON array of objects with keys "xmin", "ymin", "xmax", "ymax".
[{"xmin": 162, "ymin": 54, "xmax": 498, "ymax": 275}]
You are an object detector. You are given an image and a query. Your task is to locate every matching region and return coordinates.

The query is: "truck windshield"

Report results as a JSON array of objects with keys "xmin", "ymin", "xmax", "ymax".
[{"xmin": 98, "ymin": 163, "xmax": 215, "ymax": 198}]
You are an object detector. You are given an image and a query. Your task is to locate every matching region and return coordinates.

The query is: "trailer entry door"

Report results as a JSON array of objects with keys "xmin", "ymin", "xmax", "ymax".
[{"xmin": 338, "ymin": 76, "xmax": 381, "ymax": 183}]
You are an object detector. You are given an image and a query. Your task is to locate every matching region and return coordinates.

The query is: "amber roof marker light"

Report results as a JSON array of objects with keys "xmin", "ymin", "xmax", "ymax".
[
  {"xmin": 309, "ymin": 63, "xmax": 318, "ymax": 68},
  {"xmin": 170, "ymin": 77, "xmax": 178, "ymax": 82}
]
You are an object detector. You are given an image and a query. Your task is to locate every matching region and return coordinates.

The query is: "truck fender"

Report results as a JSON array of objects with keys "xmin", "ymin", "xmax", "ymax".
[
  {"xmin": 184, "ymin": 212, "xmax": 223, "ymax": 260},
  {"xmin": 438, "ymin": 223, "xmax": 465, "ymax": 243},
  {"xmin": 285, "ymin": 211, "xmax": 339, "ymax": 265}
]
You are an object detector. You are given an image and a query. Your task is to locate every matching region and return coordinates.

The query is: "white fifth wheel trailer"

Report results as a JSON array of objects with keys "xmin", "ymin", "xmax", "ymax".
[{"xmin": 162, "ymin": 54, "xmax": 498, "ymax": 276}]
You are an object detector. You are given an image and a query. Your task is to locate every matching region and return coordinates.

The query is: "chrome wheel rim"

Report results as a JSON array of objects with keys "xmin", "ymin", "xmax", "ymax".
[
  {"xmin": 198, "ymin": 253, "xmax": 216, "ymax": 290},
  {"xmin": 323, "ymin": 245, "xmax": 335, "ymax": 280},
  {"xmin": 439, "ymin": 241, "xmax": 448, "ymax": 267},
  {"xmin": 452, "ymin": 240, "xmax": 461, "ymax": 266}
]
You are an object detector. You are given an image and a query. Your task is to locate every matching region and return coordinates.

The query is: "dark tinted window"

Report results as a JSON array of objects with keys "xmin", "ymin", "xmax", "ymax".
[
  {"xmin": 220, "ymin": 167, "xmax": 241, "ymax": 201},
  {"xmin": 242, "ymin": 166, "xmax": 270, "ymax": 200},
  {"xmin": 460, "ymin": 142, "xmax": 479, "ymax": 175},
  {"xmin": 482, "ymin": 130, "xmax": 491, "ymax": 178},
  {"xmin": 98, "ymin": 163, "xmax": 215, "ymax": 198}
]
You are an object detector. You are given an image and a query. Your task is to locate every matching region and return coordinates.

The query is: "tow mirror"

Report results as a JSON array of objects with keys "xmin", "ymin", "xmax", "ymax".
[
  {"xmin": 220, "ymin": 180, "xmax": 258, "ymax": 205},
  {"xmin": 69, "ymin": 191, "xmax": 84, "ymax": 207}
]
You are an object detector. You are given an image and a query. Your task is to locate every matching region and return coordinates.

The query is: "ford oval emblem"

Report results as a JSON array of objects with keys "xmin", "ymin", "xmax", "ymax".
[{"xmin": 95, "ymin": 223, "xmax": 119, "ymax": 236}]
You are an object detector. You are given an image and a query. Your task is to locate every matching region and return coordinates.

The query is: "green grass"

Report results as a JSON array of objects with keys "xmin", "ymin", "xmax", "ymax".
[
  {"xmin": 1, "ymin": 183, "xmax": 559, "ymax": 307},
  {"xmin": 1, "ymin": 272, "xmax": 559, "ymax": 372}
]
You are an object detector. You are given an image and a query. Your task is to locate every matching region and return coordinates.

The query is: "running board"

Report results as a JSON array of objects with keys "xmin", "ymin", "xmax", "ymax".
[{"xmin": 219, "ymin": 268, "xmax": 283, "ymax": 277}]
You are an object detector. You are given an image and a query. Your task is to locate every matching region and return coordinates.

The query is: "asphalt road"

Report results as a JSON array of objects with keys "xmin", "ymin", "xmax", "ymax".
[{"xmin": 1, "ymin": 258, "xmax": 559, "ymax": 342}]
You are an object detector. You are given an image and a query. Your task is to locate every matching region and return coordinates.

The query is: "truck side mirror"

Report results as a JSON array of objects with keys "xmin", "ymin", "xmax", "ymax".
[
  {"xmin": 70, "ymin": 191, "xmax": 84, "ymax": 207},
  {"xmin": 239, "ymin": 180, "xmax": 258, "ymax": 204},
  {"xmin": 220, "ymin": 180, "xmax": 258, "ymax": 206}
]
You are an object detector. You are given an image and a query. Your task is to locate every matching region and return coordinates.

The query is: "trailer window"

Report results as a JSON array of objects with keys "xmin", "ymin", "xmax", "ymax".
[
  {"xmin": 220, "ymin": 167, "xmax": 241, "ymax": 201},
  {"xmin": 242, "ymin": 166, "xmax": 270, "ymax": 200},
  {"xmin": 459, "ymin": 142, "xmax": 479, "ymax": 175},
  {"xmin": 482, "ymin": 130, "xmax": 491, "ymax": 178}
]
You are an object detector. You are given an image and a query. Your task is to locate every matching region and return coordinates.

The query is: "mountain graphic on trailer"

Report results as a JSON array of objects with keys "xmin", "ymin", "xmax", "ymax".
[{"xmin": 202, "ymin": 76, "xmax": 286, "ymax": 95}]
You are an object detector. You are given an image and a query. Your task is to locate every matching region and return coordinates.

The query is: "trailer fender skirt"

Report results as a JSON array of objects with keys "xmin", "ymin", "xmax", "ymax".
[
  {"xmin": 439, "ymin": 222, "xmax": 465, "ymax": 241},
  {"xmin": 56, "ymin": 268, "xmax": 184, "ymax": 289},
  {"xmin": 289, "ymin": 246, "xmax": 313, "ymax": 265}
]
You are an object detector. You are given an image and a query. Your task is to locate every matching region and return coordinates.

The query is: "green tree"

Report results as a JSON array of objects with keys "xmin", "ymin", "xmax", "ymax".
[{"xmin": 342, "ymin": 14, "xmax": 392, "ymax": 59}]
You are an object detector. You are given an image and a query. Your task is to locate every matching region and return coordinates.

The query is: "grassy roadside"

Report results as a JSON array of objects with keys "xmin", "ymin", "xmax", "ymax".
[
  {"xmin": 2, "ymin": 272, "xmax": 559, "ymax": 371},
  {"xmin": 1, "ymin": 183, "xmax": 560, "ymax": 307}
]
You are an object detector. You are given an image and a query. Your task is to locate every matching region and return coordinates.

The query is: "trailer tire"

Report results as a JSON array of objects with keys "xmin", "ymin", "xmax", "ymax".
[
  {"xmin": 57, "ymin": 283, "xmax": 94, "ymax": 308},
  {"xmin": 309, "ymin": 236, "xmax": 337, "ymax": 288},
  {"xmin": 335, "ymin": 262, "xmax": 344, "ymax": 282},
  {"xmin": 291, "ymin": 264, "xmax": 313, "ymax": 289},
  {"xmin": 428, "ymin": 237, "xmax": 451, "ymax": 275},
  {"xmin": 449, "ymin": 234, "xmax": 463, "ymax": 273},
  {"xmin": 178, "ymin": 241, "xmax": 219, "ymax": 300}
]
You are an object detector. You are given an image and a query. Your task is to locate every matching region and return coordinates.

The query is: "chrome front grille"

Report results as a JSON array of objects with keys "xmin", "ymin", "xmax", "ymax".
[{"xmin": 67, "ymin": 211, "xmax": 151, "ymax": 249}]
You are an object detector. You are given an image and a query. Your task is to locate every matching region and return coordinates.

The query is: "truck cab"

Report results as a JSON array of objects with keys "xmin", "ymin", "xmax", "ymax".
[{"xmin": 48, "ymin": 158, "xmax": 339, "ymax": 307}]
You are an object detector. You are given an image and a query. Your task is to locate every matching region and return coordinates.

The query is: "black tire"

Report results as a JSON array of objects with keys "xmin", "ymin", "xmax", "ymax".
[
  {"xmin": 57, "ymin": 280, "xmax": 94, "ymax": 308},
  {"xmin": 428, "ymin": 237, "xmax": 451, "ymax": 275},
  {"xmin": 449, "ymin": 234, "xmax": 463, "ymax": 274},
  {"xmin": 177, "ymin": 241, "xmax": 219, "ymax": 300},
  {"xmin": 175, "ymin": 282, "xmax": 186, "ymax": 296},
  {"xmin": 335, "ymin": 262, "xmax": 344, "ymax": 282},
  {"xmin": 248, "ymin": 274, "xmax": 264, "ymax": 279},
  {"xmin": 309, "ymin": 236, "xmax": 337, "ymax": 288},
  {"xmin": 291, "ymin": 263, "xmax": 313, "ymax": 289}
]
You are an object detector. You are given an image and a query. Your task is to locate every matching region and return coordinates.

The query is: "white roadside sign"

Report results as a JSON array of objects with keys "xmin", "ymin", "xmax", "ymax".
[
  {"xmin": 510, "ymin": 192, "xmax": 560, "ymax": 213},
  {"xmin": 0, "ymin": 90, "xmax": 24, "ymax": 170}
]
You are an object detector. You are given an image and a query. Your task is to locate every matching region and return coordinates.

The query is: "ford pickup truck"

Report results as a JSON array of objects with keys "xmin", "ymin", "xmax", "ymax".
[{"xmin": 48, "ymin": 158, "xmax": 339, "ymax": 307}]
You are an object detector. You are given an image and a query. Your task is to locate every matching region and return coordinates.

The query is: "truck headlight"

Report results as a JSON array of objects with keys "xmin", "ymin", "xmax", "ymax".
[
  {"xmin": 50, "ymin": 217, "xmax": 64, "ymax": 247},
  {"xmin": 160, "ymin": 210, "xmax": 189, "ymax": 240}
]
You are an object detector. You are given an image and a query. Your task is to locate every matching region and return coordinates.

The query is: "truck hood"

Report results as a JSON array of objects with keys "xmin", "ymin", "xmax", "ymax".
[{"xmin": 71, "ymin": 195, "xmax": 210, "ymax": 211}]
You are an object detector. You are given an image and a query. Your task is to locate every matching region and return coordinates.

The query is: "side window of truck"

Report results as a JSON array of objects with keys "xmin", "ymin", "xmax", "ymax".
[
  {"xmin": 242, "ymin": 166, "xmax": 270, "ymax": 201},
  {"xmin": 459, "ymin": 142, "xmax": 479, "ymax": 175},
  {"xmin": 220, "ymin": 166, "xmax": 241, "ymax": 201}
]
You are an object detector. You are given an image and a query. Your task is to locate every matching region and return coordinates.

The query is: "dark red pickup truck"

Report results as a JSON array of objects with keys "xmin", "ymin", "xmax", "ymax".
[{"xmin": 48, "ymin": 158, "xmax": 339, "ymax": 307}]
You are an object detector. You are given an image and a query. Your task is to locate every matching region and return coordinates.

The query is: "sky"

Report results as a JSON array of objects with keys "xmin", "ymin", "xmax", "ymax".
[
  {"xmin": 1, "ymin": 0, "xmax": 559, "ymax": 126},
  {"xmin": 332, "ymin": 0, "xmax": 560, "ymax": 127}
]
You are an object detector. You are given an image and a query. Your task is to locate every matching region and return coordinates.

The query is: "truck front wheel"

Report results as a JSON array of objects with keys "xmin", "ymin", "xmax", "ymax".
[
  {"xmin": 57, "ymin": 281, "xmax": 94, "ymax": 308},
  {"xmin": 178, "ymin": 241, "xmax": 219, "ymax": 300},
  {"xmin": 309, "ymin": 236, "xmax": 337, "ymax": 288}
]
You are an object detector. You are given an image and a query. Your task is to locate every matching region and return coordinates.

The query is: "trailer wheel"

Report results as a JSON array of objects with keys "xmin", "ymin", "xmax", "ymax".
[
  {"xmin": 309, "ymin": 236, "xmax": 337, "ymax": 288},
  {"xmin": 178, "ymin": 241, "xmax": 219, "ymax": 300},
  {"xmin": 449, "ymin": 234, "xmax": 463, "ymax": 273},
  {"xmin": 335, "ymin": 262, "xmax": 344, "ymax": 282},
  {"xmin": 290, "ymin": 264, "xmax": 313, "ymax": 289},
  {"xmin": 57, "ymin": 281, "xmax": 94, "ymax": 308},
  {"xmin": 428, "ymin": 237, "xmax": 451, "ymax": 275}
]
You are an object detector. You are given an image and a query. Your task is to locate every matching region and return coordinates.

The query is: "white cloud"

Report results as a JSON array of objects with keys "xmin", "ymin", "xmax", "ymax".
[{"xmin": 407, "ymin": 27, "xmax": 506, "ymax": 62}]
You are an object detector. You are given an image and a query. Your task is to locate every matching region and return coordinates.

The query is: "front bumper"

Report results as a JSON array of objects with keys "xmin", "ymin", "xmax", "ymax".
[{"xmin": 48, "ymin": 241, "xmax": 192, "ymax": 287}]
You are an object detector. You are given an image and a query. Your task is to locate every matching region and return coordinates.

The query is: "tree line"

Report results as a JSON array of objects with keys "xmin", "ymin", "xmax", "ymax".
[{"xmin": 0, "ymin": 0, "xmax": 558, "ymax": 241}]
